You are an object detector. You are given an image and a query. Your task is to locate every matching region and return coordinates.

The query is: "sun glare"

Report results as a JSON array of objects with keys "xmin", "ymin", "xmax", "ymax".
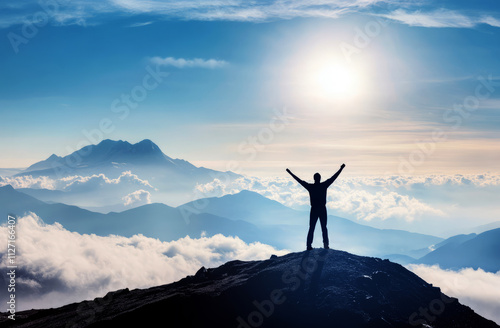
[{"xmin": 311, "ymin": 62, "xmax": 361, "ymax": 101}]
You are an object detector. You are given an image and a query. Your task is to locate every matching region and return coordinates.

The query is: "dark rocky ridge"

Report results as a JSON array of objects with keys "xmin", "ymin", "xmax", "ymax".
[{"xmin": 1, "ymin": 249, "xmax": 497, "ymax": 328}]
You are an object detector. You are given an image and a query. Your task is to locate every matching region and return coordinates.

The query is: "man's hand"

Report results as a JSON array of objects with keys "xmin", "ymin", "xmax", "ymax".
[{"xmin": 341, "ymin": 163, "xmax": 346, "ymax": 169}]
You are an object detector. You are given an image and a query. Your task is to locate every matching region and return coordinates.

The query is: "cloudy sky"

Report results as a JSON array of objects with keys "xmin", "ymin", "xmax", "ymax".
[{"xmin": 0, "ymin": 0, "xmax": 499, "ymax": 177}]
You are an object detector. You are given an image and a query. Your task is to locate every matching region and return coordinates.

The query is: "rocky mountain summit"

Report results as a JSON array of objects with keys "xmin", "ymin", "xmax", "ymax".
[{"xmin": 2, "ymin": 249, "xmax": 497, "ymax": 328}]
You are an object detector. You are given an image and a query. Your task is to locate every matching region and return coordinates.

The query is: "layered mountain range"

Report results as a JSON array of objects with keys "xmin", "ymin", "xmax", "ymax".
[{"xmin": 0, "ymin": 185, "xmax": 441, "ymax": 256}]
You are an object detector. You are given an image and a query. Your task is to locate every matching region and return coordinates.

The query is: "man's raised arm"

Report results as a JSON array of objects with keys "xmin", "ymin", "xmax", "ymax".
[
  {"xmin": 286, "ymin": 168, "xmax": 308, "ymax": 189},
  {"xmin": 325, "ymin": 163, "xmax": 346, "ymax": 187}
]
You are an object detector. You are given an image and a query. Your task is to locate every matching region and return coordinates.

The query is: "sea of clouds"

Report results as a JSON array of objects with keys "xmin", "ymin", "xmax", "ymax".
[
  {"xmin": 408, "ymin": 264, "xmax": 500, "ymax": 325},
  {"xmin": 0, "ymin": 214, "xmax": 288, "ymax": 311}
]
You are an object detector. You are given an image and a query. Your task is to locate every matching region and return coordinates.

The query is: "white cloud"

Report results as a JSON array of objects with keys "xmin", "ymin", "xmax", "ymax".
[
  {"xmin": 149, "ymin": 56, "xmax": 228, "ymax": 69},
  {"xmin": 61, "ymin": 171, "xmax": 155, "ymax": 191},
  {"xmin": 103, "ymin": 0, "xmax": 385, "ymax": 22},
  {"xmin": 89, "ymin": 0, "xmax": 385, "ymax": 22},
  {"xmin": 0, "ymin": 0, "xmax": 387, "ymax": 28},
  {"xmin": 128, "ymin": 21, "xmax": 153, "ymax": 27},
  {"xmin": 408, "ymin": 264, "xmax": 500, "ymax": 325},
  {"xmin": 480, "ymin": 16, "xmax": 500, "ymax": 28},
  {"xmin": 0, "ymin": 175, "xmax": 58, "ymax": 189},
  {"xmin": 382, "ymin": 9, "xmax": 500, "ymax": 28},
  {"xmin": 327, "ymin": 188, "xmax": 445, "ymax": 222},
  {"xmin": 0, "ymin": 171, "xmax": 155, "ymax": 191},
  {"xmin": 122, "ymin": 189, "xmax": 152, "ymax": 206},
  {"xmin": 185, "ymin": 5, "xmax": 346, "ymax": 21},
  {"xmin": 351, "ymin": 174, "xmax": 500, "ymax": 188},
  {"xmin": 195, "ymin": 175, "xmax": 447, "ymax": 222},
  {"xmin": 0, "ymin": 214, "xmax": 288, "ymax": 311}
]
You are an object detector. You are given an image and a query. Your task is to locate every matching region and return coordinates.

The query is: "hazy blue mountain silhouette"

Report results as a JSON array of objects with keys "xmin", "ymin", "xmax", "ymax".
[
  {"xmin": 179, "ymin": 190, "xmax": 302, "ymax": 225},
  {"xmin": 179, "ymin": 190, "xmax": 443, "ymax": 256},
  {"xmin": 0, "ymin": 185, "xmax": 262, "ymax": 244},
  {"xmin": 417, "ymin": 228, "xmax": 500, "ymax": 272},
  {"xmin": 2, "ymin": 185, "xmax": 441, "ymax": 255},
  {"xmin": 0, "ymin": 168, "xmax": 23, "ymax": 176},
  {"xmin": 16, "ymin": 188, "xmax": 113, "ymax": 213},
  {"xmin": 16, "ymin": 186, "xmax": 158, "ymax": 214},
  {"xmin": 24, "ymin": 139, "xmax": 183, "ymax": 172},
  {"xmin": 0, "ymin": 185, "xmax": 102, "ymax": 231},
  {"xmin": 429, "ymin": 233, "xmax": 477, "ymax": 250},
  {"xmin": 17, "ymin": 186, "xmax": 150, "ymax": 213},
  {"xmin": 2, "ymin": 249, "xmax": 497, "ymax": 328},
  {"xmin": 24, "ymin": 153, "xmax": 64, "ymax": 172},
  {"xmin": 471, "ymin": 220, "xmax": 500, "ymax": 234},
  {"xmin": 389, "ymin": 233, "xmax": 479, "ymax": 264},
  {"xmin": 17, "ymin": 187, "xmax": 67, "ymax": 199},
  {"xmin": 17, "ymin": 139, "xmax": 240, "ymax": 192}
]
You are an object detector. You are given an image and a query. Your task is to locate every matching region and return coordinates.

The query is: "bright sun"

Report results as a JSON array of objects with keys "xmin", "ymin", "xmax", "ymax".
[
  {"xmin": 290, "ymin": 47, "xmax": 370, "ymax": 105},
  {"xmin": 311, "ymin": 63, "xmax": 361, "ymax": 101}
]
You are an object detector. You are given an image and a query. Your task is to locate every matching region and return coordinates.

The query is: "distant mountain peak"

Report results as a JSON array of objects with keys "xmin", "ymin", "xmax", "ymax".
[
  {"xmin": 77, "ymin": 139, "xmax": 171, "ymax": 166},
  {"xmin": 22, "ymin": 139, "xmax": 174, "ymax": 174},
  {"xmin": 137, "ymin": 138, "xmax": 155, "ymax": 145},
  {"xmin": 18, "ymin": 139, "xmax": 241, "ymax": 188},
  {"xmin": 98, "ymin": 139, "xmax": 128, "ymax": 145},
  {"xmin": 0, "ymin": 184, "xmax": 15, "ymax": 191},
  {"xmin": 89, "ymin": 139, "xmax": 163, "ymax": 154},
  {"xmin": 47, "ymin": 154, "xmax": 62, "ymax": 160},
  {"xmin": 132, "ymin": 139, "xmax": 162, "ymax": 153},
  {"xmin": 24, "ymin": 153, "xmax": 64, "ymax": 172}
]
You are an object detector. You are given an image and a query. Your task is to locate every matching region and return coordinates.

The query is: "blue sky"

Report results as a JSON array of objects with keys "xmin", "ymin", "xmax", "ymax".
[
  {"xmin": 2, "ymin": 4, "xmax": 500, "ymax": 320},
  {"xmin": 1, "ymin": 0, "xmax": 499, "ymax": 176}
]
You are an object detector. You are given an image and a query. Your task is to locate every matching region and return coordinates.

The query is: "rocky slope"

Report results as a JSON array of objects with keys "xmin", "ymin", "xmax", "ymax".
[{"xmin": 1, "ymin": 249, "xmax": 497, "ymax": 328}]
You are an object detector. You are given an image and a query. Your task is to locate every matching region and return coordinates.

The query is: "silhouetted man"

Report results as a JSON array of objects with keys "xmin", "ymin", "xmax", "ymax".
[{"xmin": 286, "ymin": 164, "xmax": 346, "ymax": 250}]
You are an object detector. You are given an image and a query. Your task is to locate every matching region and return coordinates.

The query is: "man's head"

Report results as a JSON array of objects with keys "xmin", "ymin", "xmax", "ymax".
[{"xmin": 314, "ymin": 173, "xmax": 321, "ymax": 183}]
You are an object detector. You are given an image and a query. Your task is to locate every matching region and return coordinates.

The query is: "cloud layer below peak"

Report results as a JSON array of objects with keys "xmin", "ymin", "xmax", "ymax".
[
  {"xmin": 408, "ymin": 264, "xmax": 500, "ymax": 325},
  {"xmin": 0, "ymin": 214, "xmax": 287, "ymax": 311}
]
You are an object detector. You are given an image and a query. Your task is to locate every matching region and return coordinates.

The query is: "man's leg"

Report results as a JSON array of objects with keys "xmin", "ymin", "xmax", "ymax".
[
  {"xmin": 307, "ymin": 207, "xmax": 319, "ymax": 249},
  {"xmin": 318, "ymin": 207, "xmax": 329, "ymax": 248}
]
